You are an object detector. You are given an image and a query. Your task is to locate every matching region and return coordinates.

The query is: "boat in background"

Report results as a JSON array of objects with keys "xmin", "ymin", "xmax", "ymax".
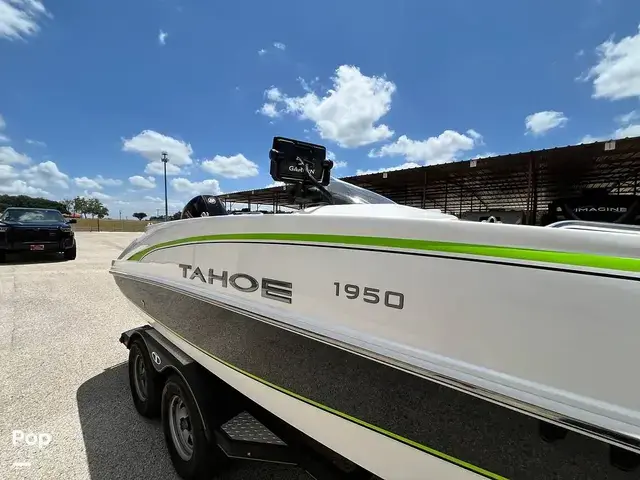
[{"xmin": 111, "ymin": 136, "xmax": 640, "ymax": 479}]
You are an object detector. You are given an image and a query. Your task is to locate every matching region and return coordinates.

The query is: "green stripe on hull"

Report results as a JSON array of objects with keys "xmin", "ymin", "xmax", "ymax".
[{"xmin": 127, "ymin": 232, "xmax": 640, "ymax": 273}]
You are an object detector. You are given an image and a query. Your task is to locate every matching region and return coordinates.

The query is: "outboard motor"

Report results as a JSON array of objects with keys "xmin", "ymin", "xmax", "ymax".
[{"xmin": 181, "ymin": 195, "xmax": 228, "ymax": 219}]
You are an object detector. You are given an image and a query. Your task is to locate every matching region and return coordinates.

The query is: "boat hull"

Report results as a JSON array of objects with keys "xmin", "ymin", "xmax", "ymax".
[
  {"xmin": 110, "ymin": 207, "xmax": 640, "ymax": 478},
  {"xmin": 117, "ymin": 275, "xmax": 490, "ymax": 479}
]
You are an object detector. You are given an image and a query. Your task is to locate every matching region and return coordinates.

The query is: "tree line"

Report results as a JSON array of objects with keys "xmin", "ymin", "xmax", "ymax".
[
  {"xmin": 0, "ymin": 194, "xmax": 109, "ymax": 218},
  {"xmin": 60, "ymin": 196, "xmax": 109, "ymax": 218},
  {"xmin": 0, "ymin": 194, "xmax": 68, "ymax": 213},
  {"xmin": 129, "ymin": 212, "xmax": 182, "ymax": 221}
]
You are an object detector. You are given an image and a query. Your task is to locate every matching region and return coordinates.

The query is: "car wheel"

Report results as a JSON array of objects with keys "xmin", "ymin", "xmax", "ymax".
[{"xmin": 63, "ymin": 245, "xmax": 77, "ymax": 260}]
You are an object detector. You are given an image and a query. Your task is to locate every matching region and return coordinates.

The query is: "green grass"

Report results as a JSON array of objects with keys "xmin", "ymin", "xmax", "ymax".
[{"xmin": 73, "ymin": 218, "xmax": 156, "ymax": 232}]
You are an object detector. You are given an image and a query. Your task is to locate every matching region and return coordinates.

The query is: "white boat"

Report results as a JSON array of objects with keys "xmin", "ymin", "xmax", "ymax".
[{"xmin": 110, "ymin": 137, "xmax": 640, "ymax": 479}]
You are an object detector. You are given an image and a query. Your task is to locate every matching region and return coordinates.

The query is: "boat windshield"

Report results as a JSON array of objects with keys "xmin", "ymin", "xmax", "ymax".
[{"xmin": 325, "ymin": 178, "xmax": 396, "ymax": 205}]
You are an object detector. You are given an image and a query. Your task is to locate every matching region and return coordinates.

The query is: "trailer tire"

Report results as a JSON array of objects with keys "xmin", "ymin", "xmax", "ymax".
[
  {"xmin": 128, "ymin": 339, "xmax": 162, "ymax": 418},
  {"xmin": 161, "ymin": 374, "xmax": 226, "ymax": 479}
]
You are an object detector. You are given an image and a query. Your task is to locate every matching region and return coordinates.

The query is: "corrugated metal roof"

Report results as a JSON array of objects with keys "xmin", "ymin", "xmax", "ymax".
[{"xmin": 220, "ymin": 136, "xmax": 640, "ymax": 218}]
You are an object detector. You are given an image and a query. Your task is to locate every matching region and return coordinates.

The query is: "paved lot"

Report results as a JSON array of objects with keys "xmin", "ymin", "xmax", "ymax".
[{"xmin": 0, "ymin": 232, "xmax": 308, "ymax": 480}]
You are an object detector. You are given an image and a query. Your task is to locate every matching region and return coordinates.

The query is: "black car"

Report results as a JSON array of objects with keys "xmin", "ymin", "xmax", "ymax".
[{"xmin": 0, "ymin": 207, "xmax": 77, "ymax": 262}]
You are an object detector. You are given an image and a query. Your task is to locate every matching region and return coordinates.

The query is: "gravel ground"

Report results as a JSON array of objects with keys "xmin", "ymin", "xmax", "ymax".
[{"xmin": 0, "ymin": 232, "xmax": 308, "ymax": 480}]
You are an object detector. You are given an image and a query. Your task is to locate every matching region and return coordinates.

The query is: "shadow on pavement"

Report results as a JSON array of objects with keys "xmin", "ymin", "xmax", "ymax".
[{"xmin": 76, "ymin": 362, "xmax": 309, "ymax": 480}]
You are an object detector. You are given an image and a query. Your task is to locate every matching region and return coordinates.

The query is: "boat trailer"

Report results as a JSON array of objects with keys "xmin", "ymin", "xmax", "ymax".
[
  {"xmin": 120, "ymin": 324, "xmax": 640, "ymax": 479},
  {"xmin": 120, "ymin": 325, "xmax": 378, "ymax": 480}
]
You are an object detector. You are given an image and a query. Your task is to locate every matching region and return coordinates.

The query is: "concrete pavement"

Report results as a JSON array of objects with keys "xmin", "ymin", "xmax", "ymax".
[{"xmin": 0, "ymin": 232, "xmax": 308, "ymax": 480}]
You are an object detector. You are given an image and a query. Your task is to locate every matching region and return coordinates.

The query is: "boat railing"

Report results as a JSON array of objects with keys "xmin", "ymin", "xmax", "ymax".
[{"xmin": 546, "ymin": 220, "xmax": 640, "ymax": 235}]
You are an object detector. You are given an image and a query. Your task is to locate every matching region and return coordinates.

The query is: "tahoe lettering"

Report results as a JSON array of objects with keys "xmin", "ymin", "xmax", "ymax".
[{"xmin": 178, "ymin": 263, "xmax": 292, "ymax": 304}]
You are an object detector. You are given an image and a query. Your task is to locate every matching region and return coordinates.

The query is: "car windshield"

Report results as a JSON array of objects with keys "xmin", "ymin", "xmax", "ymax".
[
  {"xmin": 326, "ymin": 178, "xmax": 396, "ymax": 205},
  {"xmin": 1, "ymin": 209, "xmax": 65, "ymax": 223}
]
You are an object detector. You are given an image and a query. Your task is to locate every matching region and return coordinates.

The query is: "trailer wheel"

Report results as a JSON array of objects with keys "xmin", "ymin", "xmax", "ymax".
[
  {"xmin": 161, "ymin": 374, "xmax": 225, "ymax": 479},
  {"xmin": 128, "ymin": 339, "xmax": 162, "ymax": 418}
]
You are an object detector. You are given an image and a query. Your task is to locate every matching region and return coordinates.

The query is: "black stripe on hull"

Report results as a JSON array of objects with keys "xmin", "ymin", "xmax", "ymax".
[{"xmin": 114, "ymin": 276, "xmax": 635, "ymax": 480}]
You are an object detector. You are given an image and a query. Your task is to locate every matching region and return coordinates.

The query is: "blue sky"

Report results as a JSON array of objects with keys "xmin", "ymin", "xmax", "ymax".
[{"xmin": 1, "ymin": 0, "xmax": 640, "ymax": 217}]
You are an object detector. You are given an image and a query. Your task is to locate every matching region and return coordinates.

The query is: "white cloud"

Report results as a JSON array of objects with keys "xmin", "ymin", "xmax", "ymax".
[
  {"xmin": 473, "ymin": 152, "xmax": 498, "ymax": 159},
  {"xmin": 259, "ymin": 65, "xmax": 396, "ymax": 148},
  {"xmin": 264, "ymin": 181, "xmax": 285, "ymax": 188},
  {"xmin": 94, "ymin": 174, "xmax": 122, "ymax": 186},
  {"xmin": 613, "ymin": 123, "xmax": 640, "ymax": 138},
  {"xmin": 524, "ymin": 111, "xmax": 568, "ymax": 135},
  {"xmin": 258, "ymin": 88, "xmax": 285, "ymax": 117},
  {"xmin": 580, "ymin": 108, "xmax": 640, "ymax": 143},
  {"xmin": 171, "ymin": 177, "xmax": 222, "ymax": 196},
  {"xmin": 258, "ymin": 43, "xmax": 286, "ymax": 55},
  {"xmin": 265, "ymin": 87, "xmax": 282, "ymax": 102},
  {"xmin": 615, "ymin": 110, "xmax": 640, "ymax": 125},
  {"xmin": 158, "ymin": 29, "xmax": 168, "ymax": 45},
  {"xmin": 333, "ymin": 160, "xmax": 347, "ymax": 169},
  {"xmin": 86, "ymin": 191, "xmax": 112, "ymax": 200},
  {"xmin": 21, "ymin": 161, "xmax": 67, "ymax": 188},
  {"xmin": 129, "ymin": 175, "xmax": 156, "ymax": 189},
  {"xmin": 144, "ymin": 160, "xmax": 182, "ymax": 176},
  {"xmin": 122, "ymin": 130, "xmax": 194, "ymax": 176},
  {"xmin": 0, "ymin": 158, "xmax": 70, "ymax": 196},
  {"xmin": 258, "ymin": 103, "xmax": 280, "ymax": 118},
  {"xmin": 585, "ymin": 25, "xmax": 640, "ymax": 100},
  {"xmin": 368, "ymin": 130, "xmax": 480, "ymax": 165},
  {"xmin": 580, "ymin": 124, "xmax": 640, "ymax": 144},
  {"xmin": 21, "ymin": 161, "xmax": 69, "ymax": 189},
  {"xmin": 0, "ymin": 164, "xmax": 18, "ymax": 180},
  {"xmin": 0, "ymin": 146, "xmax": 31, "ymax": 165},
  {"xmin": 144, "ymin": 195, "xmax": 164, "ymax": 203},
  {"xmin": 73, "ymin": 174, "xmax": 122, "ymax": 190},
  {"xmin": 0, "ymin": 0, "xmax": 50, "ymax": 41},
  {"xmin": 325, "ymin": 150, "xmax": 347, "ymax": 168},
  {"xmin": 466, "ymin": 129, "xmax": 484, "ymax": 144},
  {"xmin": 201, "ymin": 154, "xmax": 258, "ymax": 179},
  {"xmin": 74, "ymin": 176, "xmax": 102, "ymax": 190},
  {"xmin": 580, "ymin": 134, "xmax": 601, "ymax": 144},
  {"xmin": 25, "ymin": 138, "xmax": 46, "ymax": 147},
  {"xmin": 356, "ymin": 162, "xmax": 421, "ymax": 176},
  {"xmin": 0, "ymin": 179, "xmax": 48, "ymax": 196},
  {"xmin": 0, "ymin": 113, "xmax": 8, "ymax": 142}
]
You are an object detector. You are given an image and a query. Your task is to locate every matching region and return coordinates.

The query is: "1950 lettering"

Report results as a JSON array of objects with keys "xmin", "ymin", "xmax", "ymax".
[{"xmin": 333, "ymin": 282, "xmax": 404, "ymax": 310}]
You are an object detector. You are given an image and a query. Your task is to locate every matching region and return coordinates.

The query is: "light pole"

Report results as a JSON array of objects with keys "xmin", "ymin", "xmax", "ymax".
[{"xmin": 161, "ymin": 151, "xmax": 169, "ymax": 221}]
